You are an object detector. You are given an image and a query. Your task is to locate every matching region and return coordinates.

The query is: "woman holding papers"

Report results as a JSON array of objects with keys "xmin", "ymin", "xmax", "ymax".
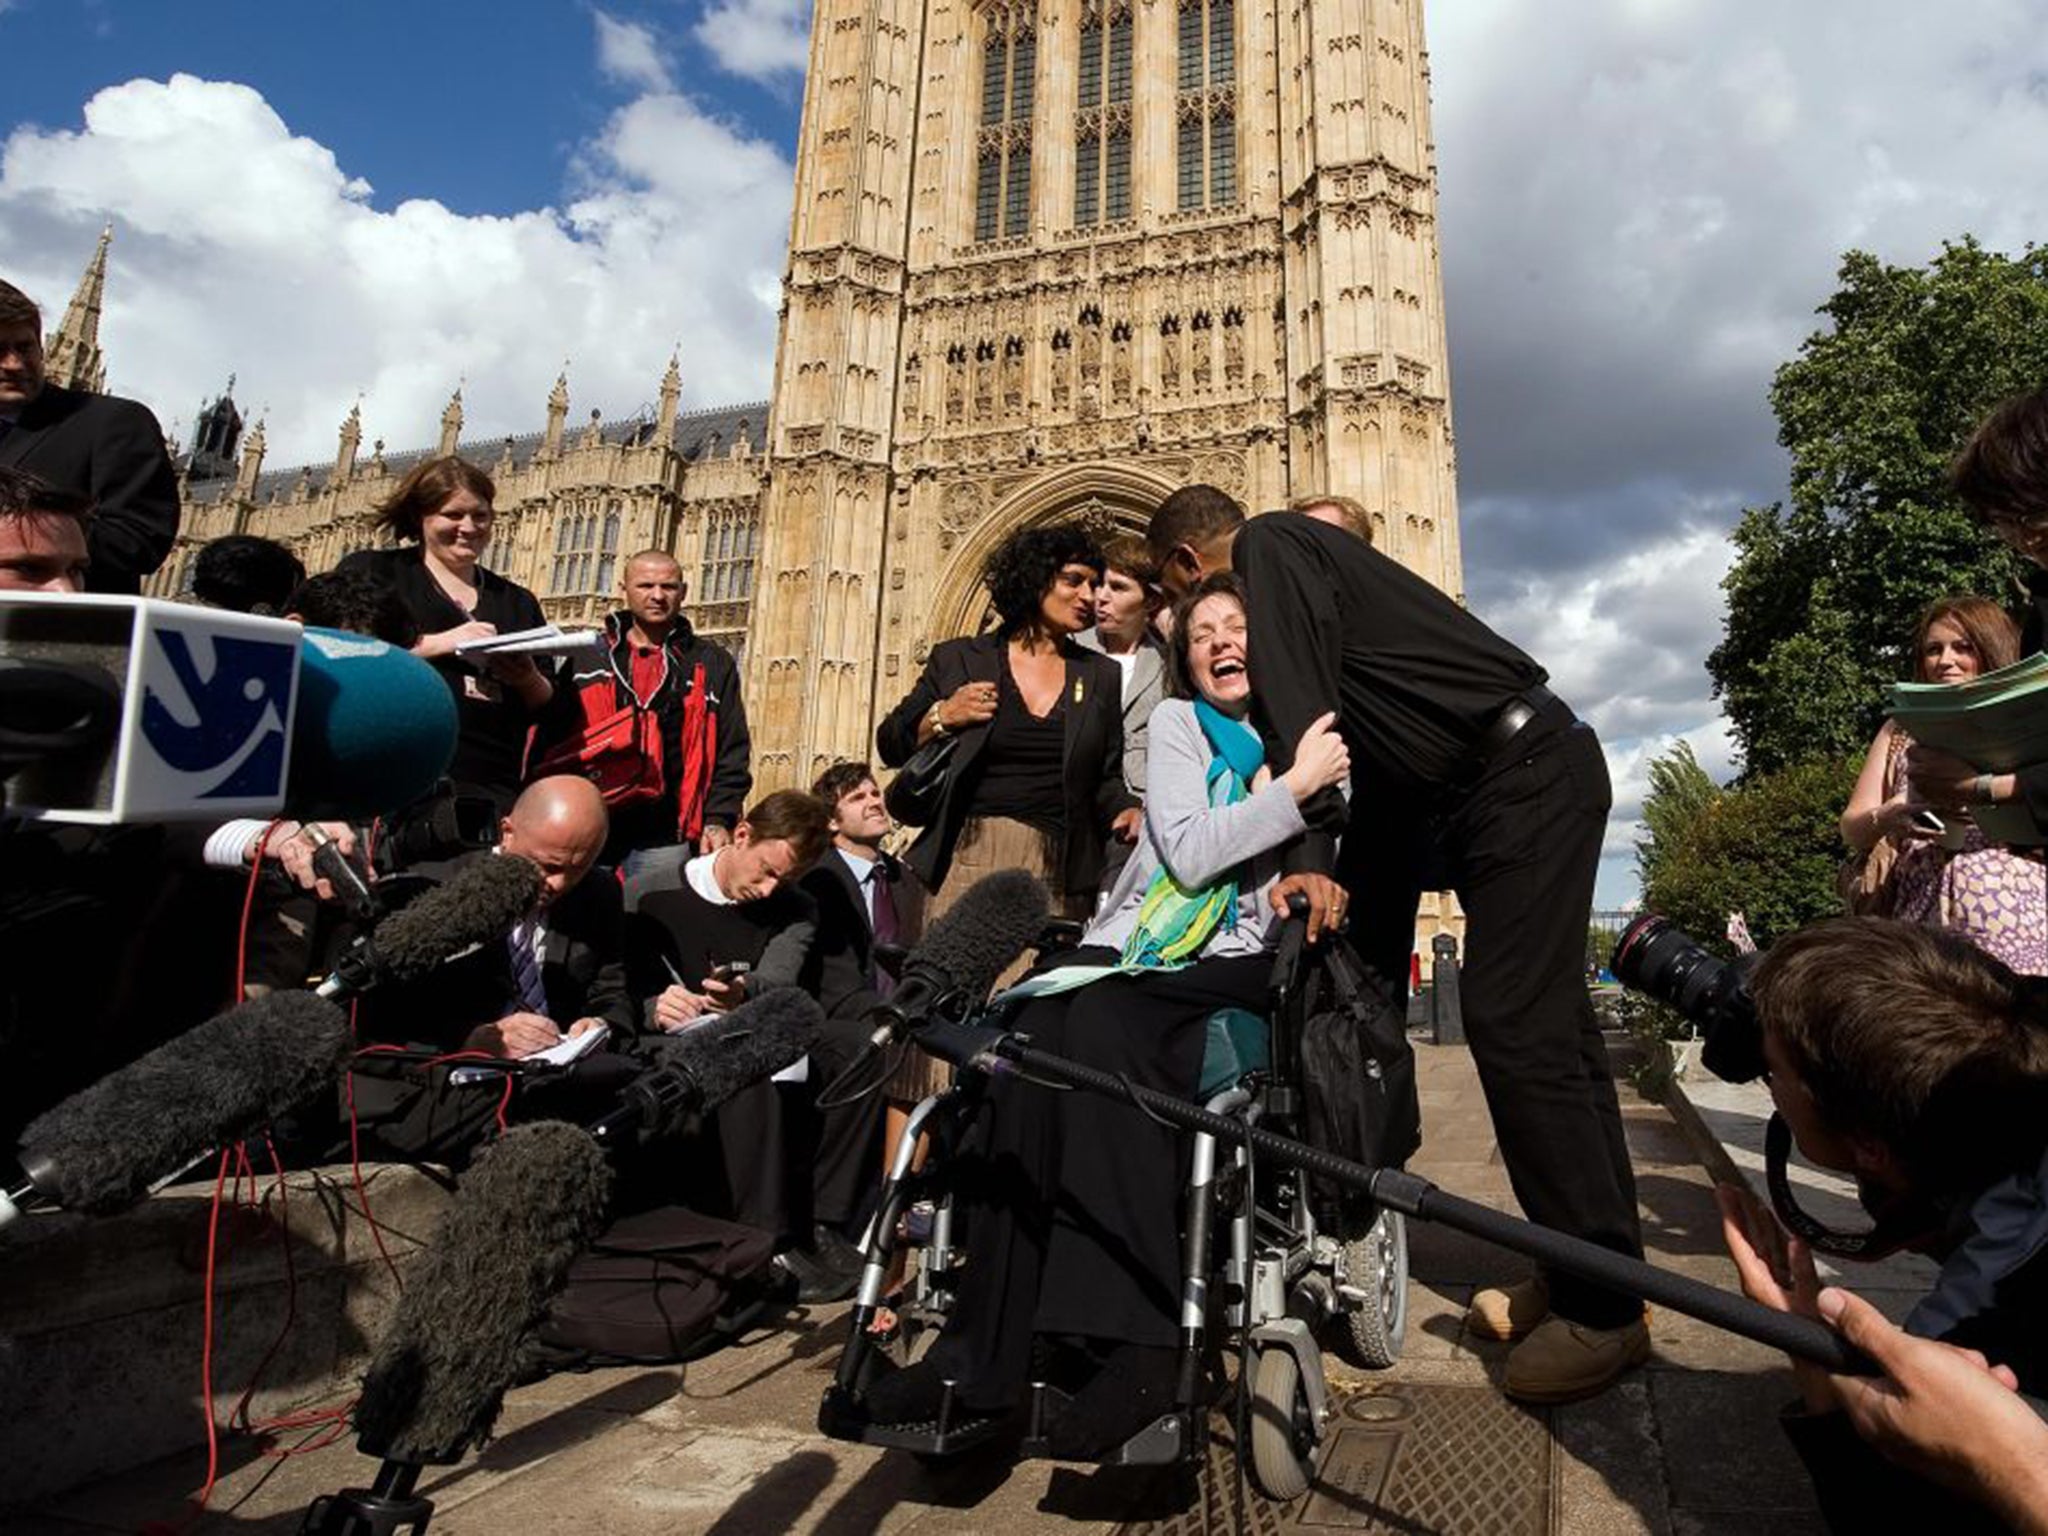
[
  {"xmin": 1840, "ymin": 597, "xmax": 2046, "ymax": 973},
  {"xmin": 338, "ymin": 455, "xmax": 555, "ymax": 813}
]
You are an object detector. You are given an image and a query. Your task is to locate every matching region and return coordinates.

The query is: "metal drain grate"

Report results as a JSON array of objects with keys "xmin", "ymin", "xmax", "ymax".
[{"xmin": 1115, "ymin": 1384, "xmax": 1554, "ymax": 1535}]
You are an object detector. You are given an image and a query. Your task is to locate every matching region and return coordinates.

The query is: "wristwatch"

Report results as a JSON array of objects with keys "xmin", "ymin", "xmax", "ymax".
[{"xmin": 926, "ymin": 700, "xmax": 950, "ymax": 737}]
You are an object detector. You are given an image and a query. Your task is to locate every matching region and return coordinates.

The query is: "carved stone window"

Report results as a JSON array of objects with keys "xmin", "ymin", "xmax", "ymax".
[
  {"xmin": 550, "ymin": 500, "xmax": 622, "ymax": 596},
  {"xmin": 1175, "ymin": 0, "xmax": 1236, "ymax": 212},
  {"xmin": 1074, "ymin": 0, "xmax": 1133, "ymax": 228},
  {"xmin": 975, "ymin": 4, "xmax": 1038, "ymax": 242},
  {"xmin": 700, "ymin": 505, "xmax": 760, "ymax": 605}
]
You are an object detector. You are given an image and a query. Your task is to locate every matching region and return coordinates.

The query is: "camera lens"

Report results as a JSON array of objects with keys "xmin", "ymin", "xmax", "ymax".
[{"xmin": 1612, "ymin": 913, "xmax": 1765, "ymax": 1082}]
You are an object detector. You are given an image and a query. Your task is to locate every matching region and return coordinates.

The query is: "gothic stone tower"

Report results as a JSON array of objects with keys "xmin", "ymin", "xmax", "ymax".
[{"xmin": 748, "ymin": 0, "xmax": 1460, "ymax": 787}]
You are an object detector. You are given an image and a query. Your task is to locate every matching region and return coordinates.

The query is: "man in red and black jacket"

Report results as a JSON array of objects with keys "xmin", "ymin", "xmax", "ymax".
[{"xmin": 545, "ymin": 549, "xmax": 752, "ymax": 872}]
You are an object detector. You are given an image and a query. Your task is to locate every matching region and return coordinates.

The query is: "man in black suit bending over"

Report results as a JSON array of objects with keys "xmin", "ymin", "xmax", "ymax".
[
  {"xmin": 0, "ymin": 279, "xmax": 179, "ymax": 594},
  {"xmin": 1148, "ymin": 484, "xmax": 1645, "ymax": 1405}
]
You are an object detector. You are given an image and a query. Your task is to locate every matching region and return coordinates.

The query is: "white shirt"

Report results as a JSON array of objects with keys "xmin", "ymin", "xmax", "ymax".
[
  {"xmin": 685, "ymin": 851, "xmax": 733, "ymax": 906},
  {"xmin": 836, "ymin": 844, "xmax": 882, "ymax": 926}
]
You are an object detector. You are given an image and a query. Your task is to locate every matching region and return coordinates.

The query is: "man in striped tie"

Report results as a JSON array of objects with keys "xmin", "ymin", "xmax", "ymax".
[{"xmin": 462, "ymin": 775, "xmax": 626, "ymax": 1059}]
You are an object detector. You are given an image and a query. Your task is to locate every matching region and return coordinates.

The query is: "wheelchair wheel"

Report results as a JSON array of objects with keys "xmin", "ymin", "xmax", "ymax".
[
  {"xmin": 1340, "ymin": 1210, "xmax": 1409, "ymax": 1369},
  {"xmin": 1248, "ymin": 1346, "xmax": 1317, "ymax": 1501}
]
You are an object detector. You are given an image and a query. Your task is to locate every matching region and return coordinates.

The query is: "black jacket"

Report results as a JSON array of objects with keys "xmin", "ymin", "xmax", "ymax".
[
  {"xmin": 2013, "ymin": 567, "xmax": 2048, "ymax": 834},
  {"xmin": 876, "ymin": 633, "xmax": 1134, "ymax": 900},
  {"xmin": 358, "ymin": 865, "xmax": 637, "ymax": 1051},
  {"xmin": 541, "ymin": 609, "xmax": 752, "ymax": 856},
  {"xmin": 799, "ymin": 850, "xmax": 927, "ymax": 1020},
  {"xmin": 0, "ymin": 382, "xmax": 179, "ymax": 594},
  {"xmin": 335, "ymin": 545, "xmax": 551, "ymax": 810},
  {"xmin": 344, "ymin": 864, "xmax": 637, "ymax": 1165}
]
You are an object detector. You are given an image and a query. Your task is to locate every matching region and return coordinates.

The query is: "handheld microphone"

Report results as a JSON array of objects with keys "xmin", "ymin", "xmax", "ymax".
[
  {"xmin": 301, "ymin": 820, "xmax": 382, "ymax": 923},
  {"xmin": 864, "ymin": 868, "xmax": 1051, "ymax": 1048},
  {"xmin": 317, "ymin": 854, "xmax": 543, "ymax": 999},
  {"xmin": 2, "ymin": 991, "xmax": 351, "ymax": 1228},
  {"xmin": 351, "ymin": 1120, "xmax": 612, "ymax": 1466},
  {"xmin": 587, "ymin": 989, "xmax": 822, "ymax": 1148}
]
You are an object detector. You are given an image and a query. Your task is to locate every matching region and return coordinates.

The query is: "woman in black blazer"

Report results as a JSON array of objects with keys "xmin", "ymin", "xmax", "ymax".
[
  {"xmin": 337, "ymin": 455, "xmax": 554, "ymax": 816},
  {"xmin": 876, "ymin": 524, "xmax": 1139, "ymax": 1102}
]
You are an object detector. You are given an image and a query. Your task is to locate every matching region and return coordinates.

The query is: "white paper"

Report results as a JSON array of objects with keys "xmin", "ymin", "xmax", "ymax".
[
  {"xmin": 524, "ymin": 1022, "xmax": 610, "ymax": 1066},
  {"xmin": 453, "ymin": 624, "xmax": 606, "ymax": 659}
]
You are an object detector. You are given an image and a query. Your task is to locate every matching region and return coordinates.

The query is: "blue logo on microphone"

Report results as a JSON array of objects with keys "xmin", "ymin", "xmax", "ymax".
[{"xmin": 140, "ymin": 629, "xmax": 297, "ymax": 799}]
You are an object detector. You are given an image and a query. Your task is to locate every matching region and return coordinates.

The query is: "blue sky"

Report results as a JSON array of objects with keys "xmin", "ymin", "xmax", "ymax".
[
  {"xmin": 5, "ymin": 1, "xmax": 2048, "ymax": 906},
  {"xmin": 1, "ymin": 1, "xmax": 804, "ymax": 213}
]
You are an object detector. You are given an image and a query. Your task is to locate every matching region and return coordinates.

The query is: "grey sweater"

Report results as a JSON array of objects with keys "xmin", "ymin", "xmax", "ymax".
[{"xmin": 1082, "ymin": 698, "xmax": 1319, "ymax": 959}]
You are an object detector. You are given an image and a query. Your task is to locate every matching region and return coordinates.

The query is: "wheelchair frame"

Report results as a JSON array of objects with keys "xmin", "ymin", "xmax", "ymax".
[{"xmin": 818, "ymin": 917, "xmax": 1410, "ymax": 1499}]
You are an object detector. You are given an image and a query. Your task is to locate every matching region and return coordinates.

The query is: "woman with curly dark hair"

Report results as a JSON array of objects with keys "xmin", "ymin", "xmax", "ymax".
[{"xmin": 873, "ymin": 522, "xmax": 1140, "ymax": 1156}]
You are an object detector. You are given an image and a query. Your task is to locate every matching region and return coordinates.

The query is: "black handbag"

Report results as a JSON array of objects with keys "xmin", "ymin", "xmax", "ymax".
[{"xmin": 884, "ymin": 732, "xmax": 959, "ymax": 827}]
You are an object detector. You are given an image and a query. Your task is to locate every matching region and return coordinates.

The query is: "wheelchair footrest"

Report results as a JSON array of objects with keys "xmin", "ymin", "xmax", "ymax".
[
  {"xmin": 817, "ymin": 1383, "xmax": 1010, "ymax": 1458},
  {"xmin": 1016, "ymin": 1383, "xmax": 1193, "ymax": 1467}
]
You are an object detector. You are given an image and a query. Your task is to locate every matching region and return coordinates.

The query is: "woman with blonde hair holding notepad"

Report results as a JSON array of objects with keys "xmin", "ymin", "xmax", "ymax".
[{"xmin": 1840, "ymin": 596, "xmax": 2046, "ymax": 973}]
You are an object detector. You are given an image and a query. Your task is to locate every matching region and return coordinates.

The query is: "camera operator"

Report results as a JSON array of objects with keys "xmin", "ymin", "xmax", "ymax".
[{"xmin": 1708, "ymin": 917, "xmax": 2048, "ymax": 1532}]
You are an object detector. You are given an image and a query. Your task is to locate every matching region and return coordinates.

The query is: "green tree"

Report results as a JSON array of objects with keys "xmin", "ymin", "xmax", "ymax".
[
  {"xmin": 1635, "ymin": 739, "xmax": 1722, "ymax": 888},
  {"xmin": 1710, "ymin": 239, "xmax": 2048, "ymax": 774},
  {"xmin": 1642, "ymin": 756, "xmax": 1861, "ymax": 954}
]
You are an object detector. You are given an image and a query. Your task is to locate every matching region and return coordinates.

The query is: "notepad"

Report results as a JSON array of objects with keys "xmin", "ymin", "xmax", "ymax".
[{"xmin": 1890, "ymin": 652, "xmax": 2048, "ymax": 844}]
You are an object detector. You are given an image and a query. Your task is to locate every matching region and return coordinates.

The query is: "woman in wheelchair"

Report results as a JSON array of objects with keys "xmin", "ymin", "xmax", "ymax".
[{"xmin": 861, "ymin": 571, "xmax": 1351, "ymax": 1458}]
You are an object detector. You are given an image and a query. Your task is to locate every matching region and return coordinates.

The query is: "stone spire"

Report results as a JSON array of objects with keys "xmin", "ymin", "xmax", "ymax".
[
  {"xmin": 543, "ymin": 367, "xmax": 570, "ymax": 457},
  {"xmin": 45, "ymin": 225, "xmax": 111, "ymax": 394},
  {"xmin": 438, "ymin": 385, "xmax": 464, "ymax": 457},
  {"xmin": 236, "ymin": 418, "xmax": 267, "ymax": 499},
  {"xmin": 334, "ymin": 400, "xmax": 362, "ymax": 484},
  {"xmin": 657, "ymin": 351, "xmax": 681, "ymax": 439}
]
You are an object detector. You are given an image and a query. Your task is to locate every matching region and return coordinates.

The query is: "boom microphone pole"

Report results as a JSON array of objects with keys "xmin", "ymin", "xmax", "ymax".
[
  {"xmin": 302, "ymin": 1121, "xmax": 613, "ymax": 1536},
  {"xmin": 912, "ymin": 1014, "xmax": 1874, "ymax": 1377}
]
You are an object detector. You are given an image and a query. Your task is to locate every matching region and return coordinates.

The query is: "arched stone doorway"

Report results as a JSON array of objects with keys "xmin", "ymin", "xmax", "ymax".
[{"xmin": 924, "ymin": 462, "xmax": 1178, "ymax": 646}]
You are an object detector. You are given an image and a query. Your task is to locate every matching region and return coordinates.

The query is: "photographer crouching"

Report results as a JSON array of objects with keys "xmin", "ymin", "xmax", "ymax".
[{"xmin": 1623, "ymin": 913, "xmax": 2048, "ymax": 1531}]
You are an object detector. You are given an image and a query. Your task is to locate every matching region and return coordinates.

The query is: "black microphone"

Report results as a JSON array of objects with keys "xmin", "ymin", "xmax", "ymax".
[
  {"xmin": 864, "ymin": 867, "xmax": 1051, "ymax": 1048},
  {"xmin": 587, "ymin": 988, "xmax": 822, "ymax": 1148},
  {"xmin": 316, "ymin": 853, "xmax": 543, "ymax": 999},
  {"xmin": 301, "ymin": 821, "xmax": 383, "ymax": 923},
  {"xmin": 348, "ymin": 1121, "xmax": 612, "ymax": 1467},
  {"xmin": 2, "ymin": 991, "xmax": 350, "ymax": 1228}
]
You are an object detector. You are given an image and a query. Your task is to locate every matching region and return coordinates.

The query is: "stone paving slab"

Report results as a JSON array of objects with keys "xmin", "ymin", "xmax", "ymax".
[{"xmin": 8, "ymin": 1035, "xmax": 1829, "ymax": 1535}]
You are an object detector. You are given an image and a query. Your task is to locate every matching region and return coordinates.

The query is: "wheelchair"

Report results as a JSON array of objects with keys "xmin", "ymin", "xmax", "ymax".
[{"xmin": 817, "ymin": 910, "xmax": 1412, "ymax": 1501}]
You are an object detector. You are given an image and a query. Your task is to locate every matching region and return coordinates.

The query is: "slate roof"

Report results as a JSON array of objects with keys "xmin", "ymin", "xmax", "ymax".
[{"xmin": 185, "ymin": 400, "xmax": 771, "ymax": 507}]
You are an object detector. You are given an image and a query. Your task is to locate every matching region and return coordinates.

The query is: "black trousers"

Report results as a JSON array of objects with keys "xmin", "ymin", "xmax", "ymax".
[
  {"xmin": 694, "ymin": 1011, "xmax": 885, "ymax": 1243},
  {"xmin": 1352, "ymin": 713, "xmax": 1644, "ymax": 1328},
  {"xmin": 928, "ymin": 953, "xmax": 1273, "ymax": 1407}
]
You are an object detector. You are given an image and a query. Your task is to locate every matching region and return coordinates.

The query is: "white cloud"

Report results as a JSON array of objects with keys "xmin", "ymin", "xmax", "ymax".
[
  {"xmin": 0, "ymin": 70, "xmax": 792, "ymax": 466},
  {"xmin": 695, "ymin": 0, "xmax": 809, "ymax": 82},
  {"xmin": 1424, "ymin": 0, "xmax": 2048, "ymax": 903},
  {"xmin": 594, "ymin": 11, "xmax": 674, "ymax": 95}
]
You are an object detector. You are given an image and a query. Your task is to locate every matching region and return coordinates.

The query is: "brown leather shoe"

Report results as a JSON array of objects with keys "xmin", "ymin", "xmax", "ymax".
[
  {"xmin": 1502, "ymin": 1314, "xmax": 1651, "ymax": 1405},
  {"xmin": 1466, "ymin": 1275, "xmax": 1550, "ymax": 1341}
]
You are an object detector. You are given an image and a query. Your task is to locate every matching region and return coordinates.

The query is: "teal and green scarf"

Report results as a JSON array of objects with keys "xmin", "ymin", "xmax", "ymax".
[
  {"xmin": 995, "ymin": 700, "xmax": 1266, "ymax": 1006},
  {"xmin": 1117, "ymin": 698, "xmax": 1265, "ymax": 970}
]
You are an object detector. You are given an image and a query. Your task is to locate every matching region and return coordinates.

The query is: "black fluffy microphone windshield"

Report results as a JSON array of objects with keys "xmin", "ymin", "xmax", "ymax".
[
  {"xmin": 882, "ymin": 867, "xmax": 1051, "ymax": 1030},
  {"xmin": 353, "ymin": 1120, "xmax": 611, "ymax": 1465},
  {"xmin": 589, "ymin": 988, "xmax": 822, "ymax": 1147},
  {"xmin": 7, "ymin": 991, "xmax": 350, "ymax": 1221},
  {"xmin": 317, "ymin": 853, "xmax": 544, "ymax": 998}
]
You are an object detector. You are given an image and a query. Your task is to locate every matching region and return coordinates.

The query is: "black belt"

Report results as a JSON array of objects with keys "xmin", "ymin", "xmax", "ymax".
[{"xmin": 1453, "ymin": 684, "xmax": 1560, "ymax": 789}]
